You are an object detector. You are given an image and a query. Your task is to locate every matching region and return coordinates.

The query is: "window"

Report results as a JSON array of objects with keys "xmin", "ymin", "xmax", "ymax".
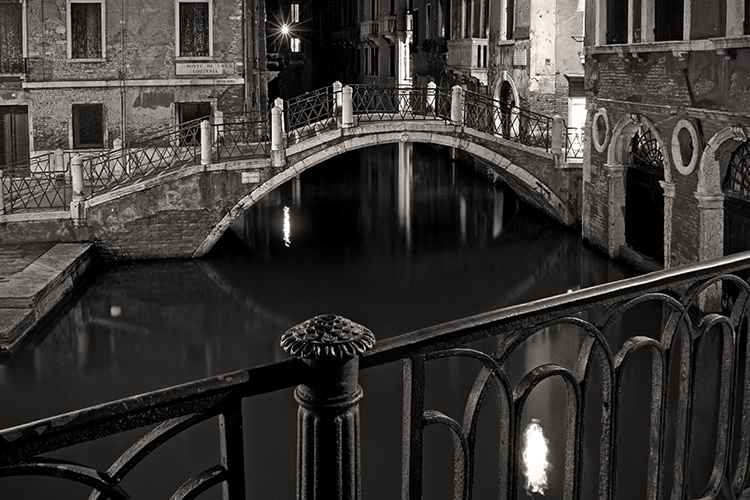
[
  {"xmin": 72, "ymin": 104, "xmax": 104, "ymax": 149},
  {"xmin": 290, "ymin": 37, "xmax": 301, "ymax": 52},
  {"xmin": 177, "ymin": 0, "xmax": 212, "ymax": 58},
  {"xmin": 0, "ymin": 2, "xmax": 23, "ymax": 73},
  {"xmin": 68, "ymin": 0, "xmax": 105, "ymax": 60},
  {"xmin": 291, "ymin": 3, "xmax": 300, "ymax": 22},
  {"xmin": 389, "ymin": 44, "xmax": 395, "ymax": 77},
  {"xmin": 426, "ymin": 4, "xmax": 432, "ymax": 40}
]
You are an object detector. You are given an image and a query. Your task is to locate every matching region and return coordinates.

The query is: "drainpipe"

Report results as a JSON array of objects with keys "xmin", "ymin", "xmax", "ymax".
[
  {"xmin": 120, "ymin": 0, "xmax": 127, "ymax": 143},
  {"xmin": 0, "ymin": 169, "xmax": 5, "ymax": 215}
]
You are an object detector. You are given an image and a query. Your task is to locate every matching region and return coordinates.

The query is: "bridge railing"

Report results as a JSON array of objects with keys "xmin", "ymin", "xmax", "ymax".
[
  {"xmin": 566, "ymin": 127, "xmax": 585, "ymax": 162},
  {"xmin": 349, "ymin": 84, "xmax": 452, "ymax": 123},
  {"xmin": 82, "ymin": 117, "xmax": 206, "ymax": 196},
  {"xmin": 463, "ymin": 89, "xmax": 552, "ymax": 150},
  {"xmin": 3, "ymin": 251, "xmax": 750, "ymax": 499},
  {"xmin": 285, "ymin": 86, "xmax": 341, "ymax": 145},
  {"xmin": 213, "ymin": 110, "xmax": 271, "ymax": 161},
  {"xmin": 1, "ymin": 152, "xmax": 68, "ymax": 214}
]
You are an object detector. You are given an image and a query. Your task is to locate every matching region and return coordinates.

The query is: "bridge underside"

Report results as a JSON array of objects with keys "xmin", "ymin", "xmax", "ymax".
[{"xmin": 194, "ymin": 122, "xmax": 579, "ymax": 257}]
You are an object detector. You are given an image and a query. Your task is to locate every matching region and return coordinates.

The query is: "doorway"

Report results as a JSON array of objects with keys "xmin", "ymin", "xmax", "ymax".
[
  {"xmin": 177, "ymin": 102, "xmax": 210, "ymax": 146},
  {"xmin": 0, "ymin": 105, "xmax": 29, "ymax": 169}
]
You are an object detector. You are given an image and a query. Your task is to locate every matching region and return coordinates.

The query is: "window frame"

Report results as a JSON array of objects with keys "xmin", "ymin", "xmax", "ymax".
[
  {"xmin": 66, "ymin": 0, "xmax": 106, "ymax": 62},
  {"xmin": 71, "ymin": 103, "xmax": 105, "ymax": 150},
  {"xmin": 175, "ymin": 0, "xmax": 213, "ymax": 60}
]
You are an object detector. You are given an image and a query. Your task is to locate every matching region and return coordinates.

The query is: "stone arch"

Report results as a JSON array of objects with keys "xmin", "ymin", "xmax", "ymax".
[
  {"xmin": 605, "ymin": 112, "xmax": 675, "ymax": 267},
  {"xmin": 193, "ymin": 127, "xmax": 574, "ymax": 257},
  {"xmin": 695, "ymin": 125, "xmax": 750, "ymax": 261}
]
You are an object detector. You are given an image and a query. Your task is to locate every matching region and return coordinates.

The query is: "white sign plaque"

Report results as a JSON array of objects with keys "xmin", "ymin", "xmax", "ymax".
[{"xmin": 176, "ymin": 62, "xmax": 236, "ymax": 75}]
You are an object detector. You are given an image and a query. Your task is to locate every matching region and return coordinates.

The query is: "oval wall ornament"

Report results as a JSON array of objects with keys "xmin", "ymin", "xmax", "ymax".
[
  {"xmin": 671, "ymin": 118, "xmax": 702, "ymax": 176},
  {"xmin": 593, "ymin": 108, "xmax": 610, "ymax": 153}
]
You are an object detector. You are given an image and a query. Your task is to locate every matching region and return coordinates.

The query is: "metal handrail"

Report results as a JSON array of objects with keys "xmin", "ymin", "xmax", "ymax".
[
  {"xmin": 1, "ymin": 152, "xmax": 68, "ymax": 213},
  {"xmin": 285, "ymin": 86, "xmax": 341, "ymax": 144},
  {"xmin": 349, "ymin": 84, "xmax": 452, "ymax": 123},
  {"xmin": 566, "ymin": 127, "xmax": 584, "ymax": 161},
  {"xmin": 2, "ymin": 250, "xmax": 750, "ymax": 498}
]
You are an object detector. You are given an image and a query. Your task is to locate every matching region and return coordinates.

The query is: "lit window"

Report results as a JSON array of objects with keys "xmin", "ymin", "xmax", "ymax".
[
  {"xmin": 68, "ymin": 0, "xmax": 105, "ymax": 59},
  {"xmin": 177, "ymin": 0, "xmax": 212, "ymax": 58},
  {"xmin": 291, "ymin": 3, "xmax": 300, "ymax": 23},
  {"xmin": 290, "ymin": 37, "xmax": 301, "ymax": 52},
  {"xmin": 72, "ymin": 104, "xmax": 104, "ymax": 149}
]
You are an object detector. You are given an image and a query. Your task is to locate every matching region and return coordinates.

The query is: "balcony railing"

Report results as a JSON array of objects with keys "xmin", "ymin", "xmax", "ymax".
[
  {"xmin": 0, "ymin": 58, "xmax": 26, "ymax": 75},
  {"xmin": 2, "ymin": 251, "xmax": 750, "ymax": 499},
  {"xmin": 379, "ymin": 15, "xmax": 396, "ymax": 34},
  {"xmin": 360, "ymin": 19, "xmax": 379, "ymax": 37}
]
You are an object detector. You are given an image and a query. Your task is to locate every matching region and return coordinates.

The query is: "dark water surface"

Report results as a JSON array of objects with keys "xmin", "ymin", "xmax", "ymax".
[{"xmin": 2, "ymin": 143, "xmax": 707, "ymax": 499}]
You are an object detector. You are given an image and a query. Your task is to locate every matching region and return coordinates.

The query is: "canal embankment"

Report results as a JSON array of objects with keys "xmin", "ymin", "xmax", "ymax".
[{"xmin": 0, "ymin": 242, "xmax": 96, "ymax": 355}]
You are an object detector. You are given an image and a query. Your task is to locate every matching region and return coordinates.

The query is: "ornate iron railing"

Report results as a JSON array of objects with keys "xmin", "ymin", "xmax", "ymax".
[
  {"xmin": 566, "ymin": 127, "xmax": 584, "ymax": 161},
  {"xmin": 84, "ymin": 117, "xmax": 206, "ymax": 196},
  {"xmin": 213, "ymin": 111, "xmax": 271, "ymax": 161},
  {"xmin": 285, "ymin": 86, "xmax": 341, "ymax": 144},
  {"xmin": 1, "ymin": 153, "xmax": 68, "ymax": 213},
  {"xmin": 463, "ymin": 90, "xmax": 551, "ymax": 150},
  {"xmin": 2, "ymin": 251, "xmax": 750, "ymax": 499},
  {"xmin": 350, "ymin": 84, "xmax": 452, "ymax": 123}
]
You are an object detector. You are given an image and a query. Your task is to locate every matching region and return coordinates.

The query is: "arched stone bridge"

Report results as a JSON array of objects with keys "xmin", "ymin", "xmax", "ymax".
[{"xmin": 81, "ymin": 84, "xmax": 582, "ymax": 260}]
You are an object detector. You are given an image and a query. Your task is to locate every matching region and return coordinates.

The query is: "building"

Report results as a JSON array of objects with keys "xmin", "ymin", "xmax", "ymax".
[
  {"xmin": 0, "ymin": 0, "xmax": 265, "ymax": 166},
  {"xmin": 582, "ymin": 0, "xmax": 750, "ymax": 270}
]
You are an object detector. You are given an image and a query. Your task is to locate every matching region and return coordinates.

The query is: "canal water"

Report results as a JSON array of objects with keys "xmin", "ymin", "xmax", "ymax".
[{"xmin": 0, "ymin": 143, "xmax": 727, "ymax": 499}]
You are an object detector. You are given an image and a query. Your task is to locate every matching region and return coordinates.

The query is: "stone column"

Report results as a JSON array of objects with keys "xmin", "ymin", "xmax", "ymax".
[
  {"xmin": 214, "ymin": 110, "xmax": 225, "ymax": 145},
  {"xmin": 53, "ymin": 148, "xmax": 65, "ymax": 174},
  {"xmin": 281, "ymin": 314, "xmax": 376, "ymax": 500},
  {"xmin": 0, "ymin": 169, "xmax": 5, "ymax": 215},
  {"xmin": 606, "ymin": 164, "xmax": 626, "ymax": 259},
  {"xmin": 333, "ymin": 81, "xmax": 343, "ymax": 112},
  {"xmin": 551, "ymin": 115, "xmax": 565, "ymax": 164},
  {"xmin": 271, "ymin": 98, "xmax": 286, "ymax": 168},
  {"xmin": 111, "ymin": 139, "xmax": 124, "ymax": 178},
  {"xmin": 450, "ymin": 85, "xmax": 463, "ymax": 125},
  {"xmin": 200, "ymin": 120, "xmax": 211, "ymax": 166},
  {"xmin": 342, "ymin": 86, "xmax": 354, "ymax": 129},
  {"xmin": 426, "ymin": 81, "xmax": 436, "ymax": 115},
  {"xmin": 695, "ymin": 192, "xmax": 726, "ymax": 310},
  {"xmin": 660, "ymin": 181, "xmax": 675, "ymax": 268},
  {"xmin": 70, "ymin": 154, "xmax": 85, "ymax": 221}
]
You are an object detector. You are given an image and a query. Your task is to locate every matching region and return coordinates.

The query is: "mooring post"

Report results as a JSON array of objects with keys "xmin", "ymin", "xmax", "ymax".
[
  {"xmin": 426, "ymin": 81, "xmax": 437, "ymax": 114},
  {"xmin": 281, "ymin": 314, "xmax": 376, "ymax": 500},
  {"xmin": 70, "ymin": 154, "xmax": 85, "ymax": 221},
  {"xmin": 200, "ymin": 120, "xmax": 211, "ymax": 166},
  {"xmin": 451, "ymin": 85, "xmax": 463, "ymax": 125},
  {"xmin": 342, "ymin": 85, "xmax": 354, "ymax": 128},
  {"xmin": 271, "ymin": 98, "xmax": 286, "ymax": 167}
]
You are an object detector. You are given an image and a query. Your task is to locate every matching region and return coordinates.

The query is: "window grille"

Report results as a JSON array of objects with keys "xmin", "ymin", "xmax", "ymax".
[
  {"xmin": 179, "ymin": 2, "xmax": 209, "ymax": 57},
  {"xmin": 73, "ymin": 104, "xmax": 104, "ymax": 149},
  {"xmin": 723, "ymin": 141, "xmax": 750, "ymax": 198},
  {"xmin": 630, "ymin": 127, "xmax": 664, "ymax": 173},
  {"xmin": 71, "ymin": 2, "xmax": 102, "ymax": 58}
]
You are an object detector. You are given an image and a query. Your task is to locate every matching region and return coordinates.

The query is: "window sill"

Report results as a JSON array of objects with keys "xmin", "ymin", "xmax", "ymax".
[
  {"xmin": 175, "ymin": 56, "xmax": 214, "ymax": 61},
  {"xmin": 585, "ymin": 36, "xmax": 750, "ymax": 58},
  {"xmin": 67, "ymin": 58, "xmax": 106, "ymax": 63}
]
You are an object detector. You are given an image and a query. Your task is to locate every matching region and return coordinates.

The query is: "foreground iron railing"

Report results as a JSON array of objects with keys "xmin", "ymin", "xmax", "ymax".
[
  {"xmin": 1, "ymin": 153, "xmax": 68, "ymax": 213},
  {"xmin": 2, "ymin": 252, "xmax": 750, "ymax": 499},
  {"xmin": 463, "ymin": 90, "xmax": 551, "ymax": 150},
  {"xmin": 350, "ymin": 84, "xmax": 452, "ymax": 123},
  {"xmin": 84, "ymin": 117, "xmax": 206, "ymax": 196},
  {"xmin": 285, "ymin": 86, "xmax": 341, "ymax": 144}
]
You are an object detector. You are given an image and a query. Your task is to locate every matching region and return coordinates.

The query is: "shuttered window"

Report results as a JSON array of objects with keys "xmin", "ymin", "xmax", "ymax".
[
  {"xmin": 70, "ymin": 2, "xmax": 102, "ymax": 59},
  {"xmin": 73, "ymin": 104, "xmax": 104, "ymax": 149},
  {"xmin": 179, "ymin": 2, "xmax": 209, "ymax": 57}
]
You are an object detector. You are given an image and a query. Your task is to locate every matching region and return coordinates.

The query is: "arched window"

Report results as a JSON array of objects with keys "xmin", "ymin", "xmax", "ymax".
[
  {"xmin": 723, "ymin": 141, "xmax": 750, "ymax": 197},
  {"xmin": 631, "ymin": 128, "xmax": 664, "ymax": 171},
  {"xmin": 723, "ymin": 141, "xmax": 750, "ymax": 255}
]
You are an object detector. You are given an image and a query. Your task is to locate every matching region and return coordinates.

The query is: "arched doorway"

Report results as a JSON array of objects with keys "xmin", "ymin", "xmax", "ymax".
[
  {"xmin": 723, "ymin": 141, "xmax": 750, "ymax": 255},
  {"xmin": 625, "ymin": 127, "xmax": 665, "ymax": 263},
  {"xmin": 499, "ymin": 80, "xmax": 515, "ymax": 138}
]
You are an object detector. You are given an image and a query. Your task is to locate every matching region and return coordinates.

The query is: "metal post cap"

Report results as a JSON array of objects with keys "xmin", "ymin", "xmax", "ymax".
[{"xmin": 281, "ymin": 314, "xmax": 375, "ymax": 360}]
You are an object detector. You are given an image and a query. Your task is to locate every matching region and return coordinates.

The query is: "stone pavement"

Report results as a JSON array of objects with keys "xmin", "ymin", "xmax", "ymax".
[{"xmin": 0, "ymin": 242, "xmax": 95, "ymax": 355}]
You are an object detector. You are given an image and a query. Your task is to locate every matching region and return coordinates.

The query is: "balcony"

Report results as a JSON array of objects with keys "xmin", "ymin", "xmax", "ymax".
[
  {"xmin": 360, "ymin": 19, "xmax": 379, "ymax": 39},
  {"xmin": 446, "ymin": 38, "xmax": 488, "ymax": 85},
  {"xmin": 329, "ymin": 26, "xmax": 359, "ymax": 46},
  {"xmin": 379, "ymin": 14, "xmax": 397, "ymax": 43}
]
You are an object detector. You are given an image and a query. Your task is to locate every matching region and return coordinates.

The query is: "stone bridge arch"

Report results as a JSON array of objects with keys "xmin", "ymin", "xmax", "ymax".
[{"xmin": 194, "ymin": 123, "xmax": 577, "ymax": 257}]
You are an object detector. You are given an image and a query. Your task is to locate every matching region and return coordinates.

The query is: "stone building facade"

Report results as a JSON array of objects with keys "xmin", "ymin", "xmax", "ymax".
[
  {"xmin": 0, "ymin": 0, "xmax": 265, "ymax": 165},
  {"xmin": 582, "ymin": 0, "xmax": 750, "ymax": 270}
]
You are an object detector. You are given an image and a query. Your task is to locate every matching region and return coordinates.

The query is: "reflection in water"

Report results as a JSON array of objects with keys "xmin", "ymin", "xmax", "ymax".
[
  {"xmin": 0, "ymin": 143, "xmax": 647, "ymax": 500},
  {"xmin": 523, "ymin": 419, "xmax": 550, "ymax": 496}
]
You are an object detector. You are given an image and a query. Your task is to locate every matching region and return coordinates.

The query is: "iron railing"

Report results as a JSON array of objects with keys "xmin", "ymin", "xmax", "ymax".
[
  {"xmin": 350, "ymin": 84, "xmax": 452, "ymax": 123},
  {"xmin": 285, "ymin": 86, "xmax": 341, "ymax": 144},
  {"xmin": 213, "ymin": 110, "xmax": 271, "ymax": 161},
  {"xmin": 2, "ymin": 251, "xmax": 750, "ymax": 499},
  {"xmin": 84, "ymin": 117, "xmax": 206, "ymax": 196},
  {"xmin": 1, "ymin": 153, "xmax": 68, "ymax": 213},
  {"xmin": 463, "ymin": 90, "xmax": 551, "ymax": 150},
  {"xmin": 566, "ymin": 127, "xmax": 584, "ymax": 161}
]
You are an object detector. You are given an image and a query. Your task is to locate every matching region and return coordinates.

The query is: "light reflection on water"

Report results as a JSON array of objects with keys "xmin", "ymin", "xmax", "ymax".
[{"xmin": 0, "ymin": 142, "xmax": 697, "ymax": 500}]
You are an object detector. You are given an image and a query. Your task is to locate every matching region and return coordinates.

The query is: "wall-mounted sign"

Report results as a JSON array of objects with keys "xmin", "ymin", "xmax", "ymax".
[{"xmin": 176, "ymin": 62, "xmax": 236, "ymax": 75}]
